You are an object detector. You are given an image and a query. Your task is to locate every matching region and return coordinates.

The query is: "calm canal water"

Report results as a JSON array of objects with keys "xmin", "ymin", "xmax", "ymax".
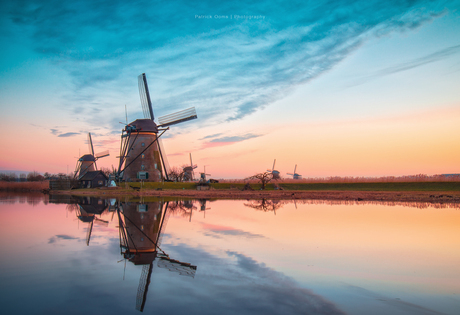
[{"xmin": 0, "ymin": 193, "xmax": 459, "ymax": 315}]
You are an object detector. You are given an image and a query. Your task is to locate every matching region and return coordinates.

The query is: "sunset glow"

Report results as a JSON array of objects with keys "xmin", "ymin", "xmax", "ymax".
[{"xmin": 1, "ymin": 1, "xmax": 459, "ymax": 178}]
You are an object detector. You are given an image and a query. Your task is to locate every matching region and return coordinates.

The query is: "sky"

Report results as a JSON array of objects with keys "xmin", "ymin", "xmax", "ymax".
[{"xmin": 1, "ymin": 0, "xmax": 459, "ymax": 178}]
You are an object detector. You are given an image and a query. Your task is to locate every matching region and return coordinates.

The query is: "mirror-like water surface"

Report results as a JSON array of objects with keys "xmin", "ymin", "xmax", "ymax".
[{"xmin": 0, "ymin": 194, "xmax": 459, "ymax": 314}]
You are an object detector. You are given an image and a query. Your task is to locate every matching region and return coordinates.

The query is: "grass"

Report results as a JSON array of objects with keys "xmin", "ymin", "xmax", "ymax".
[
  {"xmin": 276, "ymin": 181, "xmax": 460, "ymax": 191},
  {"xmin": 124, "ymin": 182, "xmax": 197, "ymax": 190},
  {"xmin": 121, "ymin": 181, "xmax": 460, "ymax": 191}
]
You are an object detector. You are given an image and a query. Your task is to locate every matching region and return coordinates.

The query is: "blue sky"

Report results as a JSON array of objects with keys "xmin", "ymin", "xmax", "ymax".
[{"xmin": 1, "ymin": 0, "xmax": 459, "ymax": 177}]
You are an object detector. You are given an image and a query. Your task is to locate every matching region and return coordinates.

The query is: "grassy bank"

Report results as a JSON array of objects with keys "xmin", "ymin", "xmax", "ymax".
[
  {"xmin": 125, "ymin": 181, "xmax": 460, "ymax": 191},
  {"xmin": 277, "ymin": 181, "xmax": 460, "ymax": 191}
]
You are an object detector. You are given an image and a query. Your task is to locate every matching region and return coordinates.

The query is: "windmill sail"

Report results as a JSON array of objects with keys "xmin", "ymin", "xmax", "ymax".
[
  {"xmin": 88, "ymin": 133, "xmax": 95, "ymax": 156},
  {"xmin": 158, "ymin": 138, "xmax": 171, "ymax": 177},
  {"xmin": 138, "ymin": 73, "xmax": 154, "ymax": 120},
  {"xmin": 157, "ymin": 256, "xmax": 197, "ymax": 277},
  {"xmin": 158, "ymin": 107, "xmax": 197, "ymax": 127},
  {"xmin": 95, "ymin": 150, "xmax": 110, "ymax": 159},
  {"xmin": 136, "ymin": 263, "xmax": 153, "ymax": 312}
]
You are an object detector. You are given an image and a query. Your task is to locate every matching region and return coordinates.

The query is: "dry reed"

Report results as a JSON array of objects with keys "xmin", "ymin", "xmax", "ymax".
[{"xmin": 0, "ymin": 181, "xmax": 49, "ymax": 191}]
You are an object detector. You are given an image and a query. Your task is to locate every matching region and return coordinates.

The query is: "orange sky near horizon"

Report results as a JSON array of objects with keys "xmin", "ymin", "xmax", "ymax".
[{"xmin": 1, "ymin": 104, "xmax": 459, "ymax": 178}]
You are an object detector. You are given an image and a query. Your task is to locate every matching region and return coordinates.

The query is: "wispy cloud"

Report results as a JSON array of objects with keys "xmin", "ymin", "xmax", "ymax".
[
  {"xmin": 5, "ymin": 0, "xmax": 453, "ymax": 131},
  {"xmin": 209, "ymin": 133, "xmax": 260, "ymax": 143},
  {"xmin": 346, "ymin": 284, "xmax": 445, "ymax": 315},
  {"xmin": 202, "ymin": 223, "xmax": 265, "ymax": 239},
  {"xmin": 199, "ymin": 133, "xmax": 224, "ymax": 140},
  {"xmin": 50, "ymin": 127, "xmax": 81, "ymax": 137},
  {"xmin": 201, "ymin": 133, "xmax": 261, "ymax": 148},
  {"xmin": 166, "ymin": 152, "xmax": 185, "ymax": 157},
  {"xmin": 58, "ymin": 132, "xmax": 80, "ymax": 137},
  {"xmin": 350, "ymin": 44, "xmax": 460, "ymax": 86},
  {"xmin": 48, "ymin": 234, "xmax": 79, "ymax": 244}
]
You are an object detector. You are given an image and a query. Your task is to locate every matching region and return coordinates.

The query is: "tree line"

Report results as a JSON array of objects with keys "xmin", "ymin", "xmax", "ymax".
[{"xmin": 0, "ymin": 171, "xmax": 72, "ymax": 182}]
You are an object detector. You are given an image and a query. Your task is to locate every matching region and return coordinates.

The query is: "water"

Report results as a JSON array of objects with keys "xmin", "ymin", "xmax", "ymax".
[{"xmin": 0, "ymin": 193, "xmax": 459, "ymax": 315}]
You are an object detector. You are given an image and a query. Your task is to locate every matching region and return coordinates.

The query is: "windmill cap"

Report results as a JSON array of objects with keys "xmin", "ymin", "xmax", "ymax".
[
  {"xmin": 80, "ymin": 154, "xmax": 96, "ymax": 161},
  {"xmin": 127, "ymin": 119, "xmax": 158, "ymax": 132}
]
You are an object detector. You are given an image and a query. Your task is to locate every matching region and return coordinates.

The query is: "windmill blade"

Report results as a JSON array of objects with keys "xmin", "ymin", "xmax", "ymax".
[
  {"xmin": 287, "ymin": 173, "xmax": 294, "ymax": 176},
  {"xmin": 138, "ymin": 73, "xmax": 154, "ymax": 120},
  {"xmin": 95, "ymin": 150, "xmax": 110, "ymax": 159},
  {"xmin": 158, "ymin": 107, "xmax": 197, "ymax": 127},
  {"xmin": 94, "ymin": 217, "xmax": 109, "ymax": 226},
  {"xmin": 86, "ymin": 220, "xmax": 94, "ymax": 246},
  {"xmin": 190, "ymin": 153, "xmax": 193, "ymax": 167},
  {"xmin": 158, "ymin": 138, "xmax": 171, "ymax": 179},
  {"xmin": 136, "ymin": 263, "xmax": 153, "ymax": 312},
  {"xmin": 272, "ymin": 159, "xmax": 276, "ymax": 171},
  {"xmin": 294, "ymin": 164, "xmax": 297, "ymax": 174},
  {"xmin": 157, "ymin": 256, "xmax": 197, "ymax": 278},
  {"xmin": 88, "ymin": 133, "xmax": 95, "ymax": 156}
]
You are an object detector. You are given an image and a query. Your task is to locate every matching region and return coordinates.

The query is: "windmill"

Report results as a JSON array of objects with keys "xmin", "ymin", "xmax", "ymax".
[
  {"xmin": 117, "ymin": 73, "xmax": 197, "ymax": 182},
  {"xmin": 183, "ymin": 153, "xmax": 197, "ymax": 181},
  {"xmin": 73, "ymin": 133, "xmax": 110, "ymax": 179},
  {"xmin": 287, "ymin": 165, "xmax": 302, "ymax": 179},
  {"xmin": 117, "ymin": 201, "xmax": 196, "ymax": 312},
  {"xmin": 199, "ymin": 165, "xmax": 211, "ymax": 183},
  {"xmin": 74, "ymin": 197, "xmax": 109, "ymax": 245},
  {"xmin": 267, "ymin": 159, "xmax": 280, "ymax": 180}
]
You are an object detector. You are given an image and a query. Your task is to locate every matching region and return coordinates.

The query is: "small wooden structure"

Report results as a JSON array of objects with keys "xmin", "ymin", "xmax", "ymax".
[{"xmin": 79, "ymin": 171, "xmax": 108, "ymax": 188}]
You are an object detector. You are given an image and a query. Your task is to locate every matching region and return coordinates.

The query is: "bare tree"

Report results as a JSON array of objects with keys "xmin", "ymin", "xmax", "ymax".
[
  {"xmin": 0, "ymin": 173, "xmax": 17, "ymax": 182},
  {"xmin": 168, "ymin": 166, "xmax": 185, "ymax": 182},
  {"xmin": 27, "ymin": 171, "xmax": 45, "ymax": 182},
  {"xmin": 245, "ymin": 171, "xmax": 274, "ymax": 190},
  {"xmin": 244, "ymin": 199, "xmax": 286, "ymax": 213}
]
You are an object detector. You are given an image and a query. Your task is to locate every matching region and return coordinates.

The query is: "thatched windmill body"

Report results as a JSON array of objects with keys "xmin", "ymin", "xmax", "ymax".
[
  {"xmin": 74, "ymin": 133, "xmax": 109, "ymax": 179},
  {"xmin": 199, "ymin": 165, "xmax": 211, "ymax": 183},
  {"xmin": 267, "ymin": 159, "xmax": 280, "ymax": 180},
  {"xmin": 183, "ymin": 153, "xmax": 197, "ymax": 181},
  {"xmin": 117, "ymin": 73, "xmax": 197, "ymax": 182},
  {"xmin": 287, "ymin": 165, "xmax": 302, "ymax": 179}
]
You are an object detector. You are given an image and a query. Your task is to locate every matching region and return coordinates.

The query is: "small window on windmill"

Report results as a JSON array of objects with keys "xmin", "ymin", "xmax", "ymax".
[
  {"xmin": 141, "ymin": 142, "xmax": 145, "ymax": 147},
  {"xmin": 137, "ymin": 204, "xmax": 148, "ymax": 212},
  {"xmin": 141, "ymin": 154, "xmax": 145, "ymax": 159},
  {"xmin": 140, "ymin": 225, "xmax": 144, "ymax": 231},
  {"xmin": 137, "ymin": 171, "xmax": 148, "ymax": 179},
  {"xmin": 141, "ymin": 164, "xmax": 145, "ymax": 170},
  {"xmin": 154, "ymin": 163, "xmax": 157, "ymax": 169}
]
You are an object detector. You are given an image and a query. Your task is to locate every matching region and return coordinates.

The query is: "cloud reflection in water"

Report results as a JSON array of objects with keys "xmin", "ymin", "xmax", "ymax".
[{"xmin": 149, "ymin": 243, "xmax": 346, "ymax": 315}]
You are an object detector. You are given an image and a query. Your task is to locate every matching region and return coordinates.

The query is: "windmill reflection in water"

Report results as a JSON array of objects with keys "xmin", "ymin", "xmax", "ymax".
[
  {"xmin": 74, "ymin": 197, "xmax": 109, "ymax": 245},
  {"xmin": 116, "ymin": 200, "xmax": 197, "ymax": 312}
]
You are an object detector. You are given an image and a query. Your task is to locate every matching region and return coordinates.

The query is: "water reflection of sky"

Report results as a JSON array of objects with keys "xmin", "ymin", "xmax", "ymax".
[{"xmin": 0, "ymin": 195, "xmax": 459, "ymax": 314}]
